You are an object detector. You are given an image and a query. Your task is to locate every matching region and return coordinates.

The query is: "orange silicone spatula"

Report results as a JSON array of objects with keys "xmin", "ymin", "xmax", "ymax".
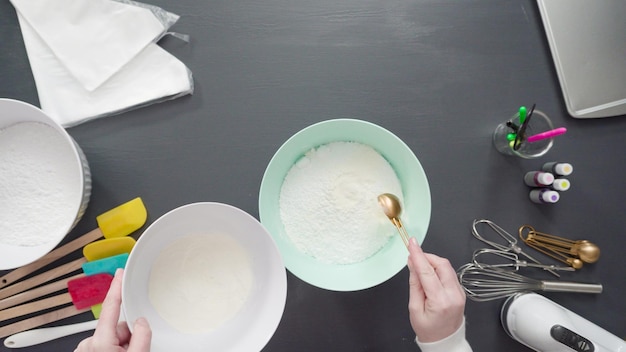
[
  {"xmin": 0, "ymin": 197, "xmax": 146, "ymax": 290},
  {"xmin": 0, "ymin": 274, "xmax": 113, "ymax": 322},
  {"xmin": 0, "ymin": 238, "xmax": 135, "ymax": 301}
]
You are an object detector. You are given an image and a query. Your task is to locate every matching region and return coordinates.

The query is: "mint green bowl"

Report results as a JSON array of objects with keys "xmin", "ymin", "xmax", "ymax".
[{"xmin": 259, "ymin": 119, "xmax": 431, "ymax": 291}]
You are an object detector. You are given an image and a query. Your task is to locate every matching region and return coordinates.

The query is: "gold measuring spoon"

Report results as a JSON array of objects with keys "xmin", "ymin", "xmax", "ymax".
[
  {"xmin": 377, "ymin": 193, "xmax": 409, "ymax": 248},
  {"xmin": 519, "ymin": 225, "xmax": 600, "ymax": 269}
]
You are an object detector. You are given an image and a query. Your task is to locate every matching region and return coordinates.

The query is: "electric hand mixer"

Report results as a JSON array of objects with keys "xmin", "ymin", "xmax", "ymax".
[{"xmin": 501, "ymin": 293, "xmax": 626, "ymax": 352}]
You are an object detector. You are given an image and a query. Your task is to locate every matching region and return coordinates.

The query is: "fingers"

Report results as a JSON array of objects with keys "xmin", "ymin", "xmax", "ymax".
[
  {"xmin": 424, "ymin": 253, "xmax": 466, "ymax": 300},
  {"xmin": 93, "ymin": 268, "xmax": 124, "ymax": 343},
  {"xmin": 408, "ymin": 237, "xmax": 443, "ymax": 297},
  {"xmin": 406, "ymin": 237, "xmax": 467, "ymax": 343},
  {"xmin": 407, "ymin": 238, "xmax": 433, "ymax": 318},
  {"xmin": 409, "ymin": 239, "xmax": 465, "ymax": 300},
  {"xmin": 75, "ymin": 268, "xmax": 151, "ymax": 352},
  {"xmin": 407, "ymin": 257, "xmax": 425, "ymax": 308},
  {"xmin": 127, "ymin": 317, "xmax": 152, "ymax": 352},
  {"xmin": 423, "ymin": 254, "xmax": 459, "ymax": 288},
  {"xmin": 116, "ymin": 321, "xmax": 132, "ymax": 346}
]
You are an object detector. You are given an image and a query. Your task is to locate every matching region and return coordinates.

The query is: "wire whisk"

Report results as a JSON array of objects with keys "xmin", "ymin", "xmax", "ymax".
[{"xmin": 457, "ymin": 263, "xmax": 603, "ymax": 302}]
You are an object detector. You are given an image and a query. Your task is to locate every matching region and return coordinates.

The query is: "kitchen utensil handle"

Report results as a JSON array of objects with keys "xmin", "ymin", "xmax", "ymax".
[
  {"xmin": 0, "ymin": 258, "xmax": 85, "ymax": 300},
  {"xmin": 0, "ymin": 305, "xmax": 90, "ymax": 339},
  {"xmin": 0, "ymin": 228, "xmax": 102, "ymax": 290},
  {"xmin": 0, "ymin": 293, "xmax": 72, "ymax": 323},
  {"xmin": 542, "ymin": 281, "xmax": 603, "ymax": 294},
  {"xmin": 3, "ymin": 319, "xmax": 98, "ymax": 348},
  {"xmin": 0, "ymin": 273, "xmax": 83, "ymax": 311}
]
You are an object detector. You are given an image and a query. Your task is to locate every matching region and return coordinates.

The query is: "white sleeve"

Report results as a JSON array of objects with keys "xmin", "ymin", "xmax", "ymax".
[{"xmin": 415, "ymin": 318, "xmax": 473, "ymax": 352}]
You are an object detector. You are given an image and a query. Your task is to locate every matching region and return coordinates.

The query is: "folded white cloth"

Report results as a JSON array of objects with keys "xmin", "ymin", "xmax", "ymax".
[{"xmin": 11, "ymin": 0, "xmax": 193, "ymax": 127}]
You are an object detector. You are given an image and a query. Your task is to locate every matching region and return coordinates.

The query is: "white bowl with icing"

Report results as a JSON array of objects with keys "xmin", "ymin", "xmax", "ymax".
[{"xmin": 122, "ymin": 202, "xmax": 287, "ymax": 352}]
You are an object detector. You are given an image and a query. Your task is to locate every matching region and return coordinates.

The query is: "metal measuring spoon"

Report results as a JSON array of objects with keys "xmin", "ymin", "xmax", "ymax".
[
  {"xmin": 519, "ymin": 225, "xmax": 601, "ymax": 269},
  {"xmin": 573, "ymin": 241, "xmax": 601, "ymax": 263},
  {"xmin": 377, "ymin": 193, "xmax": 409, "ymax": 248}
]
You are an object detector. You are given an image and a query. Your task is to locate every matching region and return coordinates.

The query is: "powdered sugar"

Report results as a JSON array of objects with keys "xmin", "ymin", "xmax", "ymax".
[
  {"xmin": 0, "ymin": 122, "xmax": 81, "ymax": 246},
  {"xmin": 279, "ymin": 141, "xmax": 404, "ymax": 264}
]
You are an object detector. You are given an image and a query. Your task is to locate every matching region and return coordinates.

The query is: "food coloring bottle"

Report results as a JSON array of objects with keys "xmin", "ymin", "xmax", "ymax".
[
  {"xmin": 550, "ymin": 178, "xmax": 570, "ymax": 191},
  {"xmin": 524, "ymin": 171, "xmax": 554, "ymax": 187},
  {"xmin": 530, "ymin": 189, "xmax": 560, "ymax": 204},
  {"xmin": 542, "ymin": 162, "xmax": 573, "ymax": 176}
]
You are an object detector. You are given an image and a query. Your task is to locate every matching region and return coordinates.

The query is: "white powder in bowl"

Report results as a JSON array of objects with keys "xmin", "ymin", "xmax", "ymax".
[
  {"xmin": 148, "ymin": 233, "xmax": 253, "ymax": 334},
  {"xmin": 0, "ymin": 122, "xmax": 81, "ymax": 247},
  {"xmin": 279, "ymin": 141, "xmax": 404, "ymax": 264}
]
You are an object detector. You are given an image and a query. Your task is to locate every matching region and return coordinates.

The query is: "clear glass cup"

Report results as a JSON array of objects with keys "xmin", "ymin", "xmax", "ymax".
[{"xmin": 492, "ymin": 110, "xmax": 554, "ymax": 159}]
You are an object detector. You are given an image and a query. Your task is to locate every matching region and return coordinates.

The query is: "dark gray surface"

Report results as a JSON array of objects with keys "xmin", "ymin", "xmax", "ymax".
[{"xmin": 1, "ymin": 0, "xmax": 625, "ymax": 351}]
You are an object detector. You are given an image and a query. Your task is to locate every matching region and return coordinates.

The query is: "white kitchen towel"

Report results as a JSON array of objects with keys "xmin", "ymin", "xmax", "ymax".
[{"xmin": 11, "ymin": 0, "xmax": 193, "ymax": 127}]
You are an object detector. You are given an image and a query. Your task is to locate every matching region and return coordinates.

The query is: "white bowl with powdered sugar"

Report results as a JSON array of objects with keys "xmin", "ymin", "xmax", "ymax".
[
  {"xmin": 0, "ymin": 99, "xmax": 91, "ymax": 270},
  {"xmin": 122, "ymin": 202, "xmax": 287, "ymax": 352}
]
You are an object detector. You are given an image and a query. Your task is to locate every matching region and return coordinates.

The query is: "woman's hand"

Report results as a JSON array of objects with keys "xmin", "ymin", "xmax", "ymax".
[
  {"xmin": 407, "ymin": 237, "xmax": 466, "ymax": 343},
  {"xmin": 75, "ymin": 269, "xmax": 152, "ymax": 352}
]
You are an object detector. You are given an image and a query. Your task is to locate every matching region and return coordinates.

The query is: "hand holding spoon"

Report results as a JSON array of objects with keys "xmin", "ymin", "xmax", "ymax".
[{"xmin": 377, "ymin": 193, "xmax": 409, "ymax": 248}]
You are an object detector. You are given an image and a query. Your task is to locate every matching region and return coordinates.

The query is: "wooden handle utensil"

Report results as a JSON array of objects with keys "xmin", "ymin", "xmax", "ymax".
[
  {"xmin": 0, "ymin": 252, "xmax": 129, "ymax": 311},
  {"xmin": 0, "ymin": 305, "xmax": 91, "ymax": 339},
  {"xmin": 0, "ymin": 237, "xmax": 135, "ymax": 301},
  {"xmin": 0, "ymin": 197, "xmax": 146, "ymax": 289}
]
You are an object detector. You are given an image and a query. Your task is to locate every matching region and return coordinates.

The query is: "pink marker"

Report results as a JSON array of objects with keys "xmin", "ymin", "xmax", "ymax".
[{"xmin": 527, "ymin": 127, "xmax": 567, "ymax": 143}]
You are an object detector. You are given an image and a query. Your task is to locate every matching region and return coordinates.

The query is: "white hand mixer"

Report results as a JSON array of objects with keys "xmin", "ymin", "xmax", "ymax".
[{"xmin": 502, "ymin": 292, "xmax": 626, "ymax": 352}]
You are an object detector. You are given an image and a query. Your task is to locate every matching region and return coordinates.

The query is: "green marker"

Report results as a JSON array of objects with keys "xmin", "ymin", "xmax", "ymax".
[
  {"xmin": 518, "ymin": 106, "xmax": 527, "ymax": 124},
  {"xmin": 506, "ymin": 133, "xmax": 516, "ymax": 141}
]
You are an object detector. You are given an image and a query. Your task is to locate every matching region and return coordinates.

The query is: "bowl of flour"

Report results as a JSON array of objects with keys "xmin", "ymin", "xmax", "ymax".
[
  {"xmin": 0, "ymin": 99, "xmax": 91, "ymax": 270},
  {"xmin": 122, "ymin": 202, "xmax": 287, "ymax": 352},
  {"xmin": 259, "ymin": 119, "xmax": 431, "ymax": 291}
]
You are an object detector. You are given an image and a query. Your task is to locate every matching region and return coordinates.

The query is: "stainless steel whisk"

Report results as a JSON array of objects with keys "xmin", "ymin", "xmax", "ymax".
[{"xmin": 457, "ymin": 263, "xmax": 603, "ymax": 302}]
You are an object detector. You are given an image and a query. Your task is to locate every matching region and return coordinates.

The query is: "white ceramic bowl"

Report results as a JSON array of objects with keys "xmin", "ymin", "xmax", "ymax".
[
  {"xmin": 0, "ymin": 99, "xmax": 91, "ymax": 270},
  {"xmin": 122, "ymin": 202, "xmax": 287, "ymax": 352}
]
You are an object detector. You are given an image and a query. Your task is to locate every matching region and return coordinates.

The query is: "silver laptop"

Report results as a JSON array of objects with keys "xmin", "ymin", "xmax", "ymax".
[{"xmin": 537, "ymin": 0, "xmax": 626, "ymax": 118}]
